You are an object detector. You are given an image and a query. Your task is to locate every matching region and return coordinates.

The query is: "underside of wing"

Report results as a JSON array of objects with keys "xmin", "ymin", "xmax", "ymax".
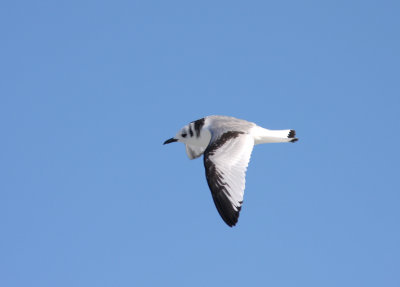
[{"xmin": 203, "ymin": 131, "xmax": 254, "ymax": 227}]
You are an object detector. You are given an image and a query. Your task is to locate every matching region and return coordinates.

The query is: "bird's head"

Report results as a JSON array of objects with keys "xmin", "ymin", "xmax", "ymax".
[
  {"xmin": 163, "ymin": 124, "xmax": 192, "ymax": 145},
  {"xmin": 163, "ymin": 118, "xmax": 208, "ymax": 146}
]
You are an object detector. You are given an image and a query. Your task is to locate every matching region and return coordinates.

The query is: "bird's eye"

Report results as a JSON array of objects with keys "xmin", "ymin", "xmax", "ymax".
[{"xmin": 181, "ymin": 133, "xmax": 187, "ymax": 138}]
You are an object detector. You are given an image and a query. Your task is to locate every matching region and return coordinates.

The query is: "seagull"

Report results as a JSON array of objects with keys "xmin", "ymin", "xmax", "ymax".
[{"xmin": 163, "ymin": 115, "xmax": 298, "ymax": 227}]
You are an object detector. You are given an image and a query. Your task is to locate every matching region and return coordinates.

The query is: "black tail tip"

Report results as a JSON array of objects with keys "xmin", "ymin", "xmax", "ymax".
[
  {"xmin": 288, "ymin": 130, "xmax": 296, "ymax": 138},
  {"xmin": 288, "ymin": 130, "xmax": 298, "ymax": 143}
]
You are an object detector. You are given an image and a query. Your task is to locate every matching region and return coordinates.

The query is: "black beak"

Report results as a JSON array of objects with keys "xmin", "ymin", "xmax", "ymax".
[{"xmin": 163, "ymin": 138, "xmax": 178, "ymax": 145}]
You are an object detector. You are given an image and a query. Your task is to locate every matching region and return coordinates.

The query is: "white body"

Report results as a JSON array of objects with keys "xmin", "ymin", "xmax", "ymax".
[{"xmin": 164, "ymin": 115, "xmax": 298, "ymax": 227}]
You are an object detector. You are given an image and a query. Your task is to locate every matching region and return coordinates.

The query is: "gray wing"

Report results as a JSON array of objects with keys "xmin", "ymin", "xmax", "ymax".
[
  {"xmin": 206, "ymin": 115, "xmax": 255, "ymax": 135},
  {"xmin": 203, "ymin": 131, "xmax": 254, "ymax": 227}
]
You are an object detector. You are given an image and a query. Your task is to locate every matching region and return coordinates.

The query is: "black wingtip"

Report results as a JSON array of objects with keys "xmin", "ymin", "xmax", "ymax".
[{"xmin": 212, "ymin": 192, "xmax": 240, "ymax": 227}]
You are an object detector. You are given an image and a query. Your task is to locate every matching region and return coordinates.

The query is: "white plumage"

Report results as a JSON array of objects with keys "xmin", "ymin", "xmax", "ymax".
[{"xmin": 164, "ymin": 115, "xmax": 298, "ymax": 227}]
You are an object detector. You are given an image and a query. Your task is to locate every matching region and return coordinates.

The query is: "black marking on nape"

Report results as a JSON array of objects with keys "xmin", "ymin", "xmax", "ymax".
[
  {"xmin": 203, "ymin": 131, "xmax": 245, "ymax": 227},
  {"xmin": 192, "ymin": 118, "xmax": 205, "ymax": 137},
  {"xmin": 189, "ymin": 124, "xmax": 194, "ymax": 137}
]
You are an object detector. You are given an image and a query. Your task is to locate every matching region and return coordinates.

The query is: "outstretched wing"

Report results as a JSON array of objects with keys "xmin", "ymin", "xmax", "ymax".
[{"xmin": 203, "ymin": 131, "xmax": 254, "ymax": 227}]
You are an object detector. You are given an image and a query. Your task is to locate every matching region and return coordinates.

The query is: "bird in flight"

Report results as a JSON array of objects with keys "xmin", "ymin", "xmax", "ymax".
[{"xmin": 164, "ymin": 115, "xmax": 298, "ymax": 227}]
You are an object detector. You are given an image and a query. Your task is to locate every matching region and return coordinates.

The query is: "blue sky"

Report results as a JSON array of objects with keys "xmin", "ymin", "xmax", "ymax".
[{"xmin": 1, "ymin": 1, "xmax": 399, "ymax": 286}]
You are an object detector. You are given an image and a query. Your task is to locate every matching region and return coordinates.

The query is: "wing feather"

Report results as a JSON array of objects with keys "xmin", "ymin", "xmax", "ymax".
[{"xmin": 203, "ymin": 131, "xmax": 254, "ymax": 227}]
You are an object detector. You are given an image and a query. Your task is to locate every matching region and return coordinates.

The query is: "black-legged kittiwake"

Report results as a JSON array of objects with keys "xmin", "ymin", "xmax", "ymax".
[{"xmin": 163, "ymin": 115, "xmax": 298, "ymax": 227}]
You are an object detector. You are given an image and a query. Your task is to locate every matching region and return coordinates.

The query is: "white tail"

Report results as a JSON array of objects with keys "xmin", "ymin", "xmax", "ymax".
[{"xmin": 252, "ymin": 126, "xmax": 298, "ymax": 145}]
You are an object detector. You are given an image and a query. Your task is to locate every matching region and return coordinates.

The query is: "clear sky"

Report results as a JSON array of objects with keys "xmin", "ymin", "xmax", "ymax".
[{"xmin": 1, "ymin": 1, "xmax": 399, "ymax": 286}]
